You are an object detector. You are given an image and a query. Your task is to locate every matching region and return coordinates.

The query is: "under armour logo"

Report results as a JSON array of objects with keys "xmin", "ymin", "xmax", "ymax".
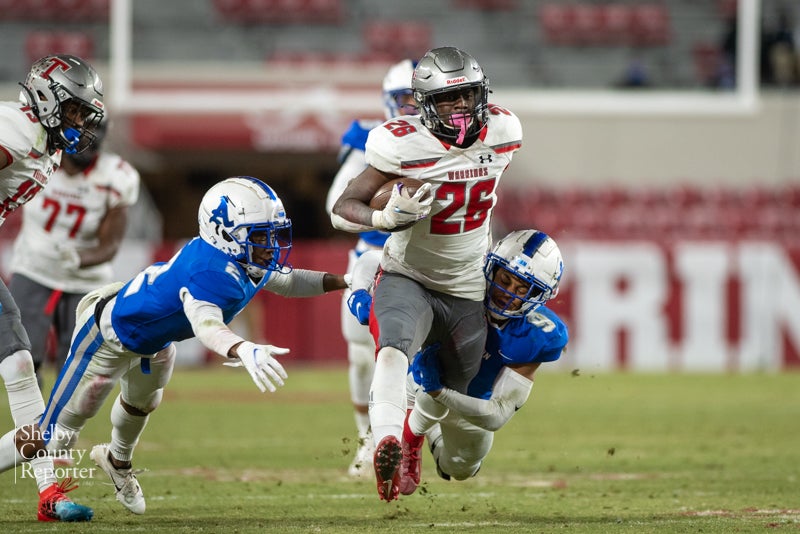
[{"xmin": 478, "ymin": 154, "xmax": 493, "ymax": 164}]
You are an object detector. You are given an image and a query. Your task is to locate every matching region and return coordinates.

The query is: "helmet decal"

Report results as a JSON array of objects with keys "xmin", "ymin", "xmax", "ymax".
[{"xmin": 210, "ymin": 196, "xmax": 234, "ymax": 229}]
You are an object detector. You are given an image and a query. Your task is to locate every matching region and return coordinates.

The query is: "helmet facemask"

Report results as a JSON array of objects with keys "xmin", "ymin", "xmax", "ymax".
[
  {"xmin": 417, "ymin": 82, "xmax": 488, "ymax": 145},
  {"xmin": 229, "ymin": 221, "xmax": 292, "ymax": 279}
]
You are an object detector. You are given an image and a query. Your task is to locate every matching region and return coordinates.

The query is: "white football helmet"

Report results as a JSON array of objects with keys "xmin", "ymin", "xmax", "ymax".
[
  {"xmin": 20, "ymin": 54, "xmax": 104, "ymax": 154},
  {"xmin": 412, "ymin": 47, "xmax": 489, "ymax": 145},
  {"xmin": 484, "ymin": 230, "xmax": 563, "ymax": 319},
  {"xmin": 382, "ymin": 58, "xmax": 417, "ymax": 119},
  {"xmin": 198, "ymin": 177, "xmax": 292, "ymax": 278}
]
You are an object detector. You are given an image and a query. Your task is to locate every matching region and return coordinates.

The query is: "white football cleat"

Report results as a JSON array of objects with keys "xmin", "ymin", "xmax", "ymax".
[
  {"xmin": 90, "ymin": 444, "xmax": 146, "ymax": 514},
  {"xmin": 348, "ymin": 432, "xmax": 375, "ymax": 478}
]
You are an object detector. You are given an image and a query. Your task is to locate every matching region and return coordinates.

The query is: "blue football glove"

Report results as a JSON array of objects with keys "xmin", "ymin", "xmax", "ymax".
[
  {"xmin": 347, "ymin": 289, "xmax": 372, "ymax": 326},
  {"xmin": 411, "ymin": 342, "xmax": 443, "ymax": 393}
]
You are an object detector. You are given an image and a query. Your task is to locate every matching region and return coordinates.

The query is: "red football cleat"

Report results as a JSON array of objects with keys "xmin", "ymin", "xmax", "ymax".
[
  {"xmin": 398, "ymin": 438, "xmax": 422, "ymax": 496},
  {"xmin": 37, "ymin": 477, "xmax": 93, "ymax": 522},
  {"xmin": 373, "ymin": 436, "xmax": 402, "ymax": 502}
]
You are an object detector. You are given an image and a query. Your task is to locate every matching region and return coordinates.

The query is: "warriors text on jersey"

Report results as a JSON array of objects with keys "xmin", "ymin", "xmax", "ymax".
[
  {"xmin": 0, "ymin": 100, "xmax": 61, "ymax": 227},
  {"xmin": 10, "ymin": 152, "xmax": 140, "ymax": 292},
  {"xmin": 365, "ymin": 105, "xmax": 522, "ymax": 300}
]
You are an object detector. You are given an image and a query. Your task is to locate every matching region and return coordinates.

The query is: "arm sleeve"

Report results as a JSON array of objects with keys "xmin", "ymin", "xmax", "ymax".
[
  {"xmin": 180, "ymin": 287, "xmax": 244, "ymax": 358},
  {"xmin": 433, "ymin": 367, "xmax": 533, "ymax": 432},
  {"xmin": 326, "ymin": 148, "xmax": 367, "ymax": 215},
  {"xmin": 331, "ymin": 212, "xmax": 374, "ymax": 233},
  {"xmin": 262, "ymin": 269, "xmax": 326, "ymax": 297},
  {"xmin": 351, "ymin": 249, "xmax": 382, "ymax": 291}
]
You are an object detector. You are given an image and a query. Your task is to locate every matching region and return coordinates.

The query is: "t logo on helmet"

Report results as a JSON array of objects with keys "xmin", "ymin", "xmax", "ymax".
[{"xmin": 40, "ymin": 56, "xmax": 72, "ymax": 80}]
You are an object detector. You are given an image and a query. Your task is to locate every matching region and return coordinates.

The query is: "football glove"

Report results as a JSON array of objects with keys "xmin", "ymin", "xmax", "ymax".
[
  {"xmin": 372, "ymin": 182, "xmax": 433, "ymax": 230},
  {"xmin": 225, "ymin": 341, "xmax": 289, "ymax": 393},
  {"xmin": 347, "ymin": 288, "xmax": 372, "ymax": 326},
  {"xmin": 411, "ymin": 342, "xmax": 443, "ymax": 393}
]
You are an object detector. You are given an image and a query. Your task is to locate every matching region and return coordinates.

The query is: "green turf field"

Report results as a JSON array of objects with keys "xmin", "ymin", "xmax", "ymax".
[{"xmin": 1, "ymin": 366, "xmax": 798, "ymax": 533}]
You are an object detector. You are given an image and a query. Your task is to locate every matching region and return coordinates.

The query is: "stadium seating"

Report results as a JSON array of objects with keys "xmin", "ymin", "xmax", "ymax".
[
  {"xmin": 363, "ymin": 20, "xmax": 432, "ymax": 60},
  {"xmin": 538, "ymin": 2, "xmax": 671, "ymax": 47},
  {"xmin": 212, "ymin": 0, "xmax": 343, "ymax": 24},
  {"xmin": 495, "ymin": 184, "xmax": 800, "ymax": 244},
  {"xmin": 0, "ymin": 0, "xmax": 109, "ymax": 21},
  {"xmin": 25, "ymin": 31, "xmax": 94, "ymax": 64}
]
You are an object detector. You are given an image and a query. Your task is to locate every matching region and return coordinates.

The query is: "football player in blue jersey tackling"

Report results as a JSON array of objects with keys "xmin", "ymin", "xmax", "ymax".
[
  {"xmin": 347, "ymin": 229, "xmax": 568, "ymax": 497},
  {"xmin": 31, "ymin": 176, "xmax": 348, "ymax": 515}
]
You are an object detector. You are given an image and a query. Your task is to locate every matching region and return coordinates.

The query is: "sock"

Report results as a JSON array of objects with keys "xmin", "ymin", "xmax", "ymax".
[
  {"xmin": 0, "ymin": 428, "xmax": 56, "ymax": 490},
  {"xmin": 109, "ymin": 396, "xmax": 148, "ymax": 464},
  {"xmin": 0, "ymin": 428, "xmax": 25, "ymax": 473},
  {"xmin": 30, "ymin": 455, "xmax": 57, "ymax": 492},
  {"xmin": 354, "ymin": 411, "xmax": 371, "ymax": 440},
  {"xmin": 403, "ymin": 410, "xmax": 424, "ymax": 449},
  {"xmin": 408, "ymin": 391, "xmax": 448, "ymax": 436},
  {"xmin": 0, "ymin": 351, "xmax": 45, "ymax": 426},
  {"xmin": 368, "ymin": 347, "xmax": 408, "ymax": 444}
]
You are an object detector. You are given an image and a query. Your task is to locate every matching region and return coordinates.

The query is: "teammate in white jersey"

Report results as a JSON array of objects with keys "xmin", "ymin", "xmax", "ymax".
[
  {"xmin": 32, "ymin": 177, "xmax": 347, "ymax": 516},
  {"xmin": 331, "ymin": 46, "xmax": 523, "ymax": 501},
  {"xmin": 0, "ymin": 54, "xmax": 103, "ymax": 523},
  {"xmin": 10, "ymin": 119, "xmax": 140, "ymax": 386},
  {"xmin": 325, "ymin": 59, "xmax": 418, "ymax": 478}
]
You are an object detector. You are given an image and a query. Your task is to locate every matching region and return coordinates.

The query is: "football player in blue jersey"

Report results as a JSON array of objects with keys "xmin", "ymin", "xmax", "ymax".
[
  {"xmin": 325, "ymin": 59, "xmax": 417, "ymax": 478},
  {"xmin": 347, "ymin": 229, "xmax": 567, "ymax": 496},
  {"xmin": 32, "ymin": 176, "xmax": 348, "ymax": 515}
]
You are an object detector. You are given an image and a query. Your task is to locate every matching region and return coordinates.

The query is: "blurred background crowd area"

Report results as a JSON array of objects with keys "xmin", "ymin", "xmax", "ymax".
[{"xmin": 0, "ymin": 0, "xmax": 798, "ymax": 243}]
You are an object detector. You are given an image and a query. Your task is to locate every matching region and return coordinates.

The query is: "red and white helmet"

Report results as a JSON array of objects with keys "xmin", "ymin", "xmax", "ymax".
[
  {"xmin": 20, "ymin": 54, "xmax": 104, "ymax": 154},
  {"xmin": 412, "ymin": 47, "xmax": 489, "ymax": 145},
  {"xmin": 198, "ymin": 177, "xmax": 292, "ymax": 278}
]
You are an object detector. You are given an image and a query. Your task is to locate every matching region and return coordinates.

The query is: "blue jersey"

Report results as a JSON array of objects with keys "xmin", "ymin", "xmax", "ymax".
[
  {"xmin": 467, "ymin": 306, "xmax": 568, "ymax": 399},
  {"xmin": 111, "ymin": 237, "xmax": 267, "ymax": 354},
  {"xmin": 338, "ymin": 119, "xmax": 388, "ymax": 250}
]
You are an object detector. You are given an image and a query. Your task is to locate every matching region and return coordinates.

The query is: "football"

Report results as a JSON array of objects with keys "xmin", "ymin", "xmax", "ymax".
[{"xmin": 369, "ymin": 177, "xmax": 427, "ymax": 210}]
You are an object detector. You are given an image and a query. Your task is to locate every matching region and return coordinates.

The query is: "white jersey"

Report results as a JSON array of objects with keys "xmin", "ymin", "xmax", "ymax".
[
  {"xmin": 10, "ymin": 151, "xmax": 140, "ymax": 293},
  {"xmin": 365, "ymin": 105, "xmax": 522, "ymax": 300},
  {"xmin": 0, "ymin": 100, "xmax": 61, "ymax": 228}
]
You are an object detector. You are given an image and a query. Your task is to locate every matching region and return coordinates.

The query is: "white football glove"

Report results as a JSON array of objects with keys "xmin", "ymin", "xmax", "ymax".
[
  {"xmin": 372, "ymin": 182, "xmax": 433, "ymax": 230},
  {"xmin": 56, "ymin": 244, "xmax": 81, "ymax": 271},
  {"xmin": 224, "ymin": 341, "xmax": 289, "ymax": 393}
]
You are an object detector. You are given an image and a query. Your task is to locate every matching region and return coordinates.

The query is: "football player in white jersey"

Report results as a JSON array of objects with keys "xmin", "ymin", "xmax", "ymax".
[
  {"xmin": 346, "ymin": 230, "xmax": 567, "ymax": 495},
  {"xmin": 10, "ymin": 119, "xmax": 140, "ymax": 387},
  {"xmin": 32, "ymin": 177, "xmax": 348, "ymax": 516},
  {"xmin": 331, "ymin": 46, "xmax": 523, "ymax": 501},
  {"xmin": 0, "ymin": 54, "xmax": 103, "ymax": 522},
  {"xmin": 325, "ymin": 58, "xmax": 418, "ymax": 478}
]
